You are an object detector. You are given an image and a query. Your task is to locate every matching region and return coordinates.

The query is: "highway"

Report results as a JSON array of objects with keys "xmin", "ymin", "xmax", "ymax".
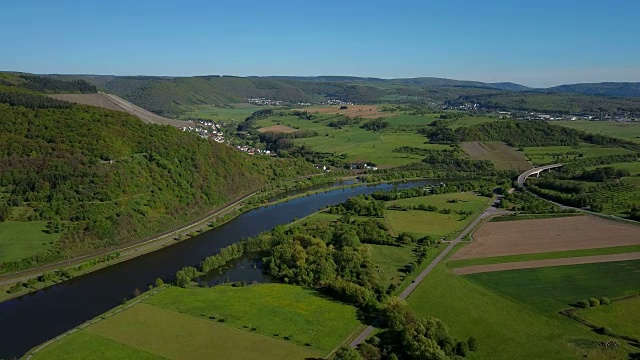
[{"xmin": 516, "ymin": 163, "xmax": 564, "ymax": 186}]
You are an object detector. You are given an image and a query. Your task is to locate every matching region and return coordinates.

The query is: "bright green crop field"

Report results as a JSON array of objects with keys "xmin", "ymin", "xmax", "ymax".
[
  {"xmin": 464, "ymin": 260, "xmax": 640, "ymax": 313},
  {"xmin": 0, "ymin": 221, "xmax": 60, "ymax": 263},
  {"xmin": 145, "ymin": 284, "xmax": 360, "ymax": 354}
]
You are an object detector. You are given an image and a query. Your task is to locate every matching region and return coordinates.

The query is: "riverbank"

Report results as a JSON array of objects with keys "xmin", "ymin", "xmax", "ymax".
[{"xmin": 0, "ymin": 174, "xmax": 428, "ymax": 303}]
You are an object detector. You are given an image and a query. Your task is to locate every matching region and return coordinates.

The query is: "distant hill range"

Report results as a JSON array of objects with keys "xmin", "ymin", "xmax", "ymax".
[{"xmin": 5, "ymin": 72, "xmax": 640, "ymax": 116}]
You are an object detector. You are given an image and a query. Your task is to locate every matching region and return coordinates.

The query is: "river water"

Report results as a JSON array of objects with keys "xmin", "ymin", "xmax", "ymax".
[{"xmin": 0, "ymin": 180, "xmax": 434, "ymax": 359}]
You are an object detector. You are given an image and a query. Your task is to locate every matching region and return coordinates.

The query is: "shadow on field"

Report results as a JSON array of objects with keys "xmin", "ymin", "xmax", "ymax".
[{"xmin": 310, "ymin": 290, "xmax": 378, "ymax": 325}]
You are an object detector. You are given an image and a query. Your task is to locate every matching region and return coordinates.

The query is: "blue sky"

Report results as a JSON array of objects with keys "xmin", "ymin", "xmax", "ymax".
[{"xmin": 1, "ymin": 0, "xmax": 639, "ymax": 87}]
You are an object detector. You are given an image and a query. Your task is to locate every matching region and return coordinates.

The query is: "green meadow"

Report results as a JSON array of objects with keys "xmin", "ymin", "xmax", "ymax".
[
  {"xmin": 587, "ymin": 161, "xmax": 640, "ymax": 175},
  {"xmin": 554, "ymin": 120, "xmax": 640, "ymax": 144},
  {"xmin": 256, "ymin": 114, "xmax": 450, "ymax": 166},
  {"xmin": 0, "ymin": 221, "xmax": 60, "ymax": 263},
  {"xmin": 577, "ymin": 296, "xmax": 640, "ymax": 340},
  {"xmin": 145, "ymin": 284, "xmax": 360, "ymax": 354},
  {"xmin": 385, "ymin": 193, "xmax": 490, "ymax": 238},
  {"xmin": 178, "ymin": 103, "xmax": 268, "ymax": 122}
]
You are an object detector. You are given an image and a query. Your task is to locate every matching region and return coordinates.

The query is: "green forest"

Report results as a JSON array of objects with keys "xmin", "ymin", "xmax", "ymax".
[{"xmin": 0, "ymin": 81, "xmax": 315, "ymax": 273}]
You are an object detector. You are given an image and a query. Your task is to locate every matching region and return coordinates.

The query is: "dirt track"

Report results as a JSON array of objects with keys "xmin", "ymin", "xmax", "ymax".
[
  {"xmin": 50, "ymin": 93, "xmax": 194, "ymax": 128},
  {"xmin": 50, "ymin": 93, "xmax": 123, "ymax": 111},
  {"xmin": 452, "ymin": 215, "xmax": 640, "ymax": 260},
  {"xmin": 453, "ymin": 252, "xmax": 640, "ymax": 274}
]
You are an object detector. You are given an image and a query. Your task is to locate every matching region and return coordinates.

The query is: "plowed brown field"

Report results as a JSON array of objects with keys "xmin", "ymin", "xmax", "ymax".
[
  {"xmin": 452, "ymin": 215, "xmax": 640, "ymax": 260},
  {"xmin": 294, "ymin": 105, "xmax": 391, "ymax": 119}
]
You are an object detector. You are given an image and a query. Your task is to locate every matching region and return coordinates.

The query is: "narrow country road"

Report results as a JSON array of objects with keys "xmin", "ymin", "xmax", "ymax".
[{"xmin": 349, "ymin": 203, "xmax": 509, "ymax": 348}]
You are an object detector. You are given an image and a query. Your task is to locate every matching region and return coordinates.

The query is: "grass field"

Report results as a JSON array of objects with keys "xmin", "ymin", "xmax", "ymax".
[
  {"xmin": 586, "ymin": 161, "xmax": 640, "ymax": 175},
  {"xmin": 448, "ymin": 244, "xmax": 640, "ymax": 269},
  {"xmin": 0, "ymin": 221, "xmax": 60, "ymax": 263},
  {"xmin": 145, "ymin": 284, "xmax": 360, "ymax": 354},
  {"xmin": 31, "ymin": 331, "xmax": 164, "ymax": 360},
  {"xmin": 464, "ymin": 260, "xmax": 640, "ymax": 313},
  {"xmin": 255, "ymin": 114, "xmax": 450, "ymax": 167},
  {"xmin": 407, "ymin": 264, "xmax": 627, "ymax": 360},
  {"xmin": 178, "ymin": 103, "xmax": 267, "ymax": 122},
  {"xmin": 86, "ymin": 303, "xmax": 319, "ymax": 360},
  {"xmin": 385, "ymin": 193, "xmax": 490, "ymax": 239},
  {"xmin": 461, "ymin": 141, "xmax": 532, "ymax": 171},
  {"xmin": 577, "ymin": 296, "xmax": 640, "ymax": 340},
  {"xmin": 369, "ymin": 244, "xmax": 416, "ymax": 288},
  {"xmin": 523, "ymin": 145, "xmax": 634, "ymax": 165},
  {"xmin": 553, "ymin": 120, "xmax": 640, "ymax": 144}
]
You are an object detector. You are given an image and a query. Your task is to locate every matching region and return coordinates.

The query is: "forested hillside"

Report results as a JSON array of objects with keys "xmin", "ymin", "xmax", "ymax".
[
  {"xmin": 447, "ymin": 92, "xmax": 640, "ymax": 113},
  {"xmin": 0, "ymin": 81, "xmax": 316, "ymax": 272},
  {"xmin": 423, "ymin": 119, "xmax": 640, "ymax": 151}
]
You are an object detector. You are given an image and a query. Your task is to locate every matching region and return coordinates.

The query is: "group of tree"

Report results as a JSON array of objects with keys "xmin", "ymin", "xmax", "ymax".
[
  {"xmin": 237, "ymin": 109, "xmax": 274, "ymax": 131},
  {"xmin": 335, "ymin": 297, "xmax": 478, "ymax": 360},
  {"xmin": 361, "ymin": 118, "xmax": 389, "ymax": 131},
  {"xmin": 421, "ymin": 119, "xmax": 640, "ymax": 153},
  {"xmin": 326, "ymin": 195, "xmax": 386, "ymax": 217}
]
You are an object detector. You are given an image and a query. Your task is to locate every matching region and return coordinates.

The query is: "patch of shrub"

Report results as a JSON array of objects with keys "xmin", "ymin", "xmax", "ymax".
[
  {"xmin": 468, "ymin": 336, "xmax": 479, "ymax": 351},
  {"xmin": 576, "ymin": 299, "xmax": 590, "ymax": 308},
  {"xmin": 600, "ymin": 297, "xmax": 611, "ymax": 305},
  {"xmin": 589, "ymin": 297, "xmax": 600, "ymax": 307}
]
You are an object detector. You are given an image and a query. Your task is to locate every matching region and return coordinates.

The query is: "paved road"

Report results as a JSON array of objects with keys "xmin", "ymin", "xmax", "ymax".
[
  {"xmin": 349, "ymin": 204, "xmax": 509, "ymax": 348},
  {"xmin": 516, "ymin": 163, "xmax": 564, "ymax": 186}
]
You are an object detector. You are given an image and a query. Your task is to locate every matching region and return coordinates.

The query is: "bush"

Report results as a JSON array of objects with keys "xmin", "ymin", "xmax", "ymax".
[
  {"xmin": 597, "ymin": 327, "xmax": 614, "ymax": 336},
  {"xmin": 589, "ymin": 297, "xmax": 600, "ymax": 307},
  {"xmin": 456, "ymin": 341, "xmax": 470, "ymax": 357},
  {"xmin": 600, "ymin": 297, "xmax": 611, "ymax": 305},
  {"xmin": 576, "ymin": 299, "xmax": 590, "ymax": 308},
  {"xmin": 467, "ymin": 336, "xmax": 479, "ymax": 351},
  {"xmin": 155, "ymin": 278, "xmax": 164, "ymax": 287}
]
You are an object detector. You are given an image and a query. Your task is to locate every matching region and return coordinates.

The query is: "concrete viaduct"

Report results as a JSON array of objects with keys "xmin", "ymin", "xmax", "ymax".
[{"xmin": 517, "ymin": 164, "xmax": 564, "ymax": 186}]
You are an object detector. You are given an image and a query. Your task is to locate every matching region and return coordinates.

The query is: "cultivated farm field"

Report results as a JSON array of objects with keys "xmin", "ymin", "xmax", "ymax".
[
  {"xmin": 407, "ymin": 264, "xmax": 631, "ymax": 360},
  {"xmin": 294, "ymin": 104, "xmax": 392, "ymax": 119},
  {"xmin": 461, "ymin": 141, "xmax": 532, "ymax": 171},
  {"xmin": 257, "ymin": 124, "xmax": 297, "ymax": 133},
  {"xmin": 452, "ymin": 215, "xmax": 640, "ymax": 260}
]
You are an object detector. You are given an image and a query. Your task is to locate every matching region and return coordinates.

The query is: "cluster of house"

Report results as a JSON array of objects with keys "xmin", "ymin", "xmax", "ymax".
[
  {"xmin": 513, "ymin": 112, "xmax": 638, "ymax": 122},
  {"xmin": 349, "ymin": 162, "xmax": 378, "ymax": 171},
  {"xmin": 246, "ymin": 98, "xmax": 283, "ymax": 106},
  {"xmin": 325, "ymin": 99, "xmax": 353, "ymax": 106},
  {"xmin": 443, "ymin": 103, "xmax": 480, "ymax": 111},
  {"xmin": 235, "ymin": 145, "xmax": 273, "ymax": 156},
  {"xmin": 181, "ymin": 121, "xmax": 226, "ymax": 142}
]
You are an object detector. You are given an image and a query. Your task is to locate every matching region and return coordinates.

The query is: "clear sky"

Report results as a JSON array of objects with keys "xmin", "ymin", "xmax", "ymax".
[{"xmin": 2, "ymin": 0, "xmax": 639, "ymax": 87}]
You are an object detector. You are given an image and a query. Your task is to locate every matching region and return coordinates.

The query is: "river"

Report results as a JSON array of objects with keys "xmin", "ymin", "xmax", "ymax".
[{"xmin": 0, "ymin": 179, "xmax": 434, "ymax": 359}]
